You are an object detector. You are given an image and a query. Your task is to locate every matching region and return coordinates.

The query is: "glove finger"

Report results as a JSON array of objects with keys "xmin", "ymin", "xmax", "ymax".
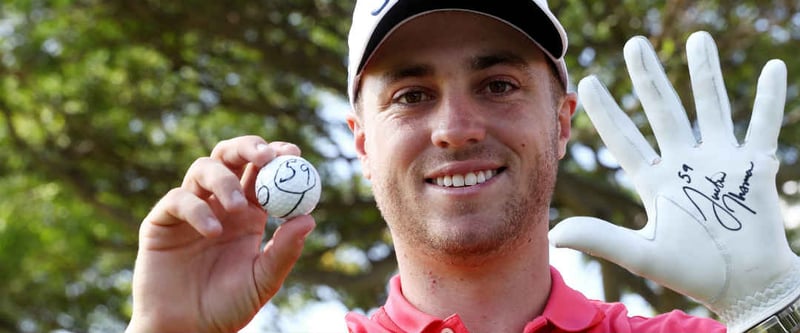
[
  {"xmin": 549, "ymin": 216, "xmax": 652, "ymax": 272},
  {"xmin": 624, "ymin": 36, "xmax": 697, "ymax": 155},
  {"xmin": 578, "ymin": 76, "xmax": 659, "ymax": 175},
  {"xmin": 746, "ymin": 59, "xmax": 786, "ymax": 154},
  {"xmin": 687, "ymin": 31, "xmax": 738, "ymax": 147}
]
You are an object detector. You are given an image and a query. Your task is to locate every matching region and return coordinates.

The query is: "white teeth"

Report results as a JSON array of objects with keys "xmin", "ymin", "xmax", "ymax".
[
  {"xmin": 452, "ymin": 174, "xmax": 465, "ymax": 187},
  {"xmin": 464, "ymin": 172, "xmax": 477, "ymax": 186},
  {"xmin": 433, "ymin": 169, "xmax": 497, "ymax": 188}
]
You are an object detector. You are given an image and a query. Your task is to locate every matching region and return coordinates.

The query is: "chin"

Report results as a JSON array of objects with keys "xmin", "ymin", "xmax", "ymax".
[{"xmin": 423, "ymin": 214, "xmax": 529, "ymax": 259}]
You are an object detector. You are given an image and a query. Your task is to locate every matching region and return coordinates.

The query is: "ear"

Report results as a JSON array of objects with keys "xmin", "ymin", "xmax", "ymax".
[
  {"xmin": 556, "ymin": 92, "xmax": 577, "ymax": 159},
  {"xmin": 346, "ymin": 110, "xmax": 372, "ymax": 180}
]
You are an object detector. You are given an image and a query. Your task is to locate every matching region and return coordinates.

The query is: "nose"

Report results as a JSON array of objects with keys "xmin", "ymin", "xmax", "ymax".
[{"xmin": 430, "ymin": 94, "xmax": 487, "ymax": 149}]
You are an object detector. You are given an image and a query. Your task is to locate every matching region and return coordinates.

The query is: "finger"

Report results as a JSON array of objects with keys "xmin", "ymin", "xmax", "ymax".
[
  {"xmin": 687, "ymin": 31, "xmax": 737, "ymax": 147},
  {"xmin": 241, "ymin": 163, "xmax": 263, "ymax": 204},
  {"xmin": 578, "ymin": 76, "xmax": 659, "ymax": 175},
  {"xmin": 624, "ymin": 36, "xmax": 697, "ymax": 154},
  {"xmin": 253, "ymin": 214, "xmax": 316, "ymax": 303},
  {"xmin": 240, "ymin": 142, "xmax": 303, "ymax": 204},
  {"xmin": 210, "ymin": 136, "xmax": 277, "ymax": 173},
  {"xmin": 746, "ymin": 59, "xmax": 786, "ymax": 154},
  {"xmin": 269, "ymin": 141, "xmax": 302, "ymax": 157},
  {"xmin": 143, "ymin": 188, "xmax": 223, "ymax": 238},
  {"xmin": 549, "ymin": 216, "xmax": 652, "ymax": 274},
  {"xmin": 182, "ymin": 157, "xmax": 248, "ymax": 212}
]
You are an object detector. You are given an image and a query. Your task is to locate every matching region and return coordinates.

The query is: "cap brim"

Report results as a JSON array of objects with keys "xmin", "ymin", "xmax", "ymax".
[{"xmin": 356, "ymin": 0, "xmax": 565, "ymax": 76}]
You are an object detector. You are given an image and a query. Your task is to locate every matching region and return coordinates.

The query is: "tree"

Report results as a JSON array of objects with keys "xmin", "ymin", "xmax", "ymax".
[{"xmin": 0, "ymin": 0, "xmax": 798, "ymax": 331}]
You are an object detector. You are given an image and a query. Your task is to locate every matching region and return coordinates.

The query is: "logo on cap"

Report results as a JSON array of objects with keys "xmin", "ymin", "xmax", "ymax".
[{"xmin": 371, "ymin": 0, "xmax": 390, "ymax": 16}]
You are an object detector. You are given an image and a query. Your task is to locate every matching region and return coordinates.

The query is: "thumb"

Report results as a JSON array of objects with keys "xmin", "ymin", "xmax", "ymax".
[
  {"xmin": 549, "ymin": 217, "xmax": 652, "ymax": 272},
  {"xmin": 253, "ymin": 215, "xmax": 316, "ymax": 304}
]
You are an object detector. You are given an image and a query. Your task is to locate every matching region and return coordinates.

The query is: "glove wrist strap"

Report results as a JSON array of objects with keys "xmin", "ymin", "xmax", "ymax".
[
  {"xmin": 723, "ymin": 259, "xmax": 800, "ymax": 333},
  {"xmin": 743, "ymin": 292, "xmax": 800, "ymax": 333}
]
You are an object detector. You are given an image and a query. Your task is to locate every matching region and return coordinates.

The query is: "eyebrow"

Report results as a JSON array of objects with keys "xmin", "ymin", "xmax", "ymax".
[
  {"xmin": 470, "ymin": 52, "xmax": 530, "ymax": 71},
  {"xmin": 381, "ymin": 64, "xmax": 434, "ymax": 85},
  {"xmin": 377, "ymin": 51, "xmax": 530, "ymax": 85}
]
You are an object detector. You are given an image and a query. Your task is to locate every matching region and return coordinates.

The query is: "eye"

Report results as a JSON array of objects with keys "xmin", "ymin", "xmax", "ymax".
[
  {"xmin": 393, "ymin": 89, "xmax": 433, "ymax": 105},
  {"xmin": 483, "ymin": 80, "xmax": 517, "ymax": 95}
]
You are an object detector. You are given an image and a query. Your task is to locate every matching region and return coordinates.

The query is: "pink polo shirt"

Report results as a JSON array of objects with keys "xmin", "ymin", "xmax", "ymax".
[{"xmin": 344, "ymin": 266, "xmax": 726, "ymax": 333}]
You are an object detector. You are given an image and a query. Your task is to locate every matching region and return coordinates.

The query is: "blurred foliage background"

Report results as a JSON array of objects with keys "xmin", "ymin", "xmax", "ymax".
[{"xmin": 1, "ymin": 0, "xmax": 800, "ymax": 331}]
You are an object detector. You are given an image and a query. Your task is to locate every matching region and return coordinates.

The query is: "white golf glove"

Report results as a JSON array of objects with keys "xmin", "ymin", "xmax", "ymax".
[{"xmin": 549, "ymin": 31, "xmax": 800, "ymax": 333}]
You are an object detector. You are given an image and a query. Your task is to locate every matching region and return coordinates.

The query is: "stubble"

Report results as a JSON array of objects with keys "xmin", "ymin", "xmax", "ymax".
[{"xmin": 372, "ymin": 139, "xmax": 560, "ymax": 263}]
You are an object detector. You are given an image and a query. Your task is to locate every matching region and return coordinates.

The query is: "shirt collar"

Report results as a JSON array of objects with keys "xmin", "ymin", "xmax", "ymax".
[
  {"xmin": 537, "ymin": 266, "xmax": 605, "ymax": 332},
  {"xmin": 383, "ymin": 274, "xmax": 448, "ymax": 332},
  {"xmin": 380, "ymin": 266, "xmax": 604, "ymax": 332}
]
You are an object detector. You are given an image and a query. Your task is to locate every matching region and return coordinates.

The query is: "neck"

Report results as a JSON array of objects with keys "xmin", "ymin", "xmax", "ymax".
[{"xmin": 394, "ymin": 230, "xmax": 552, "ymax": 333}]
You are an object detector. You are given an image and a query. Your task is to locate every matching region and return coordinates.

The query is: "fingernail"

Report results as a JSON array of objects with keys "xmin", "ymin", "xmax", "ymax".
[
  {"xmin": 302, "ymin": 228, "xmax": 314, "ymax": 241},
  {"xmin": 206, "ymin": 216, "xmax": 222, "ymax": 235},
  {"xmin": 303, "ymin": 221, "xmax": 316, "ymax": 239},
  {"xmin": 231, "ymin": 190, "xmax": 246, "ymax": 207},
  {"xmin": 256, "ymin": 143, "xmax": 275, "ymax": 167}
]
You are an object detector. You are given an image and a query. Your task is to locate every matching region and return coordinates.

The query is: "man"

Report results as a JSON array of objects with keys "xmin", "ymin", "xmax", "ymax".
[{"xmin": 127, "ymin": 0, "xmax": 800, "ymax": 332}]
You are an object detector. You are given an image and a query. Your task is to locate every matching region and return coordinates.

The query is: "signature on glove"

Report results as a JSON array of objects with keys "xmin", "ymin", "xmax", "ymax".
[{"xmin": 677, "ymin": 162, "xmax": 756, "ymax": 231}]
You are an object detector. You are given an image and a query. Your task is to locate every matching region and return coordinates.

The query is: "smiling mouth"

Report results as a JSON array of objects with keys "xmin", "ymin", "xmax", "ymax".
[{"xmin": 426, "ymin": 168, "xmax": 505, "ymax": 188}]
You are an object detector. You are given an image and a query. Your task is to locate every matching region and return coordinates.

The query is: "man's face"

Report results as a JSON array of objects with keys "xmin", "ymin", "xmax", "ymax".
[{"xmin": 348, "ymin": 11, "xmax": 575, "ymax": 261}]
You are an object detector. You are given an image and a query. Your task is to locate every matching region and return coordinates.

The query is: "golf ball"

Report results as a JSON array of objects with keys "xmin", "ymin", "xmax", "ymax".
[{"xmin": 255, "ymin": 155, "xmax": 321, "ymax": 220}]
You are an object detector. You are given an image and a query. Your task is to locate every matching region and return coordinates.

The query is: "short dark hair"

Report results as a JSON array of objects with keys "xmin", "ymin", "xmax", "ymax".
[{"xmin": 545, "ymin": 57, "xmax": 567, "ymax": 106}]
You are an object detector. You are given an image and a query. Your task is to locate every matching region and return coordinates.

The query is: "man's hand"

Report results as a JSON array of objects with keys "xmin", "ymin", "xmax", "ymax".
[
  {"xmin": 127, "ymin": 136, "xmax": 316, "ymax": 333},
  {"xmin": 550, "ymin": 31, "xmax": 800, "ymax": 332}
]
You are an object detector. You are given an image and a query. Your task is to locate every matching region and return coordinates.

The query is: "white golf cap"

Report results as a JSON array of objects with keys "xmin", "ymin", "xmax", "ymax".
[{"xmin": 346, "ymin": 0, "xmax": 569, "ymax": 106}]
